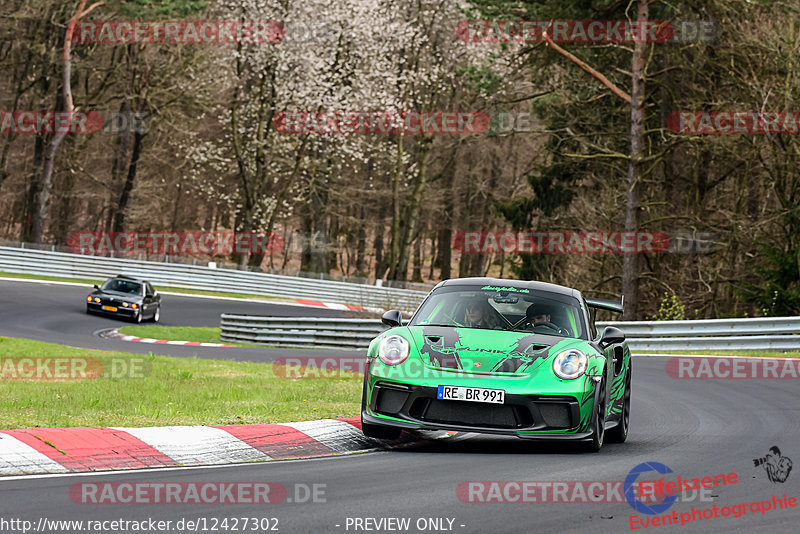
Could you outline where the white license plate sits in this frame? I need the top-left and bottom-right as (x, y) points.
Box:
(437, 385), (505, 404)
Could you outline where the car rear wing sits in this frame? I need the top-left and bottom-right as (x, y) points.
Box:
(585, 296), (624, 314)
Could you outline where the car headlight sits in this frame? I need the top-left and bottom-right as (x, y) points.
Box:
(553, 349), (587, 380)
(131, 303), (138, 309)
(93, 297), (101, 303)
(378, 335), (410, 366)
(86, 296), (92, 302)
(122, 302), (129, 307)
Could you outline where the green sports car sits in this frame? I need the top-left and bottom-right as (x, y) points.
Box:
(361, 278), (631, 452)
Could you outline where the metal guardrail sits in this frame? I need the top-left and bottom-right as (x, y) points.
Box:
(220, 316), (386, 349)
(596, 317), (800, 351)
(596, 317), (800, 337)
(0, 240), (435, 292)
(220, 315), (800, 351)
(0, 246), (428, 311)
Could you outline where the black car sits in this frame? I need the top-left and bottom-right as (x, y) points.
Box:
(86, 275), (161, 323)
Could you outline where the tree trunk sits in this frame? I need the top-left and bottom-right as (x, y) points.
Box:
(435, 144), (459, 279)
(106, 100), (133, 231)
(385, 134), (404, 279)
(374, 228), (385, 281)
(21, 134), (46, 242)
(622, 0), (648, 320)
(30, 0), (104, 243)
(412, 231), (423, 283)
(389, 136), (433, 281)
(356, 206), (367, 276)
(112, 129), (144, 232)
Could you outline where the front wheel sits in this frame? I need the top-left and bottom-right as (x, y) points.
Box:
(607, 367), (631, 443)
(361, 421), (402, 440)
(585, 378), (606, 452)
(133, 309), (142, 323)
(152, 305), (160, 323)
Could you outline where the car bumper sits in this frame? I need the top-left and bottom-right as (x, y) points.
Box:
(363, 380), (595, 439)
(87, 302), (139, 318)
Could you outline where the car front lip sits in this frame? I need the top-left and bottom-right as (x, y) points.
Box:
(87, 299), (139, 316)
(361, 412), (592, 440)
(364, 381), (591, 438)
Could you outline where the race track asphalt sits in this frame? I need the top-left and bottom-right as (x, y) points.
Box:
(1, 278), (798, 533)
(0, 278), (360, 362)
(2, 361), (798, 533)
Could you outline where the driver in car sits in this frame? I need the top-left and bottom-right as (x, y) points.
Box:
(464, 299), (500, 329)
(524, 303), (566, 335)
(526, 305), (551, 327)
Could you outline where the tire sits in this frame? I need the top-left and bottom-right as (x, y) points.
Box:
(607, 366), (631, 443)
(585, 378), (606, 452)
(152, 305), (160, 323)
(361, 422), (402, 440)
(133, 309), (142, 323)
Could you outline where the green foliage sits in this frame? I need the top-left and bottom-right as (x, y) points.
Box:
(176, 369), (194, 380)
(494, 159), (584, 280)
(109, 0), (208, 19)
(653, 293), (686, 321)
(460, 65), (505, 97)
(740, 245), (800, 316)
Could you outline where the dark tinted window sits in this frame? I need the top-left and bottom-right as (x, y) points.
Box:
(410, 284), (587, 340)
(101, 278), (143, 295)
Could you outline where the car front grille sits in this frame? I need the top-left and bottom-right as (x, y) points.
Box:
(375, 388), (410, 414)
(411, 398), (528, 429)
(537, 403), (573, 429)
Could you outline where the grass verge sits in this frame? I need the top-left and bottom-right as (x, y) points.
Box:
(0, 336), (361, 428)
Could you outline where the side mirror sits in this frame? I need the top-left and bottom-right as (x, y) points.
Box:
(599, 326), (625, 348)
(93, 284), (100, 290)
(381, 310), (403, 327)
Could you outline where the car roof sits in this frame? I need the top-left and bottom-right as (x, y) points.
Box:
(110, 274), (147, 284)
(435, 277), (581, 299)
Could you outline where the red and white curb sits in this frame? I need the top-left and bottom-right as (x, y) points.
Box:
(102, 329), (237, 347)
(0, 418), (419, 476)
(291, 299), (369, 313)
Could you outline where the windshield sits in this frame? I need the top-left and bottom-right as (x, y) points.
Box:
(410, 285), (587, 340)
(101, 278), (143, 296)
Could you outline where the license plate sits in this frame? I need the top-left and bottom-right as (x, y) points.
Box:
(437, 385), (505, 404)
(102, 305), (118, 312)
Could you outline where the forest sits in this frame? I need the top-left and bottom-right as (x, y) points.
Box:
(1, 0), (798, 319)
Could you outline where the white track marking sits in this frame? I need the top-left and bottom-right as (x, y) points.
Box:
(0, 433), (69, 475)
(283, 420), (382, 452)
(110, 426), (270, 466)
